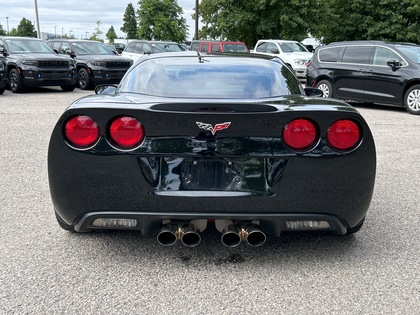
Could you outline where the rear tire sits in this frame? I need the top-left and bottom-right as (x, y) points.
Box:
(78, 68), (93, 90)
(316, 80), (333, 98)
(61, 84), (76, 92)
(404, 84), (420, 115)
(0, 86), (5, 94)
(9, 68), (25, 93)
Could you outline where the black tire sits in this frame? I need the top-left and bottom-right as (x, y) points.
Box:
(78, 68), (93, 90)
(315, 79), (333, 98)
(61, 84), (76, 92)
(403, 84), (420, 115)
(9, 68), (25, 93)
(0, 86), (5, 94)
(346, 217), (365, 235)
(55, 212), (75, 232)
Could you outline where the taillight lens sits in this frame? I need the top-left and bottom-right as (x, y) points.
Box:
(282, 119), (317, 150)
(327, 119), (361, 150)
(109, 116), (145, 150)
(64, 115), (100, 149)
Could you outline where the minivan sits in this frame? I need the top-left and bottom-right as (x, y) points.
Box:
(306, 40), (420, 115)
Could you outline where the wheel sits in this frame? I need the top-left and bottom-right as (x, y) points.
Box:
(61, 84), (76, 92)
(404, 84), (420, 115)
(77, 68), (93, 90)
(9, 68), (26, 93)
(55, 212), (75, 232)
(315, 79), (333, 98)
(346, 217), (365, 234)
(0, 86), (5, 94)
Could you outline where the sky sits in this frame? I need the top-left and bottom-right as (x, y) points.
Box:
(0, 0), (197, 41)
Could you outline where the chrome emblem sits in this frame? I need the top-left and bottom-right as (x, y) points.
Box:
(196, 121), (231, 135)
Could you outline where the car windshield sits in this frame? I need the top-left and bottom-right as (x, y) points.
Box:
(396, 45), (420, 64)
(118, 56), (301, 98)
(6, 39), (55, 54)
(279, 42), (309, 53)
(151, 43), (185, 53)
(221, 44), (248, 52)
(72, 42), (115, 55)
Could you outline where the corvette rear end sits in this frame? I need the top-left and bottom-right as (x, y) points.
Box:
(48, 52), (376, 247)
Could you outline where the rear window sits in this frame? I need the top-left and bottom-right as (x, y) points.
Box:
(119, 57), (301, 98)
(319, 47), (345, 62)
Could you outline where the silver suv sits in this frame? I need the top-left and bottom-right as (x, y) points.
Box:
(121, 40), (185, 62)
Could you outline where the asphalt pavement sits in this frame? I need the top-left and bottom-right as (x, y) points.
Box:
(0, 87), (419, 314)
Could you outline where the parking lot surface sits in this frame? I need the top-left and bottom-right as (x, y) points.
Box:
(0, 88), (419, 314)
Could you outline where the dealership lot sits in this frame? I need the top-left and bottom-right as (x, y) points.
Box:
(0, 88), (419, 314)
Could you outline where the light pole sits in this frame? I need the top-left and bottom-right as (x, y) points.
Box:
(34, 0), (41, 38)
(6, 17), (9, 35)
(195, 0), (199, 40)
(55, 26), (57, 37)
(62, 27), (64, 37)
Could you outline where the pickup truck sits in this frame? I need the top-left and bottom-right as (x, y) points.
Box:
(252, 39), (313, 82)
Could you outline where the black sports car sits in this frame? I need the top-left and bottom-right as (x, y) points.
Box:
(48, 52), (376, 247)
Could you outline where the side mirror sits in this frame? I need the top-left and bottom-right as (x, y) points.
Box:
(386, 60), (402, 71)
(95, 84), (117, 95)
(271, 48), (279, 54)
(304, 87), (323, 97)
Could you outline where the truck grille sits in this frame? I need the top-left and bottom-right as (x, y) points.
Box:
(106, 61), (131, 68)
(38, 60), (69, 68)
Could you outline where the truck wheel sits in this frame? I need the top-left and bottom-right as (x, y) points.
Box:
(78, 68), (93, 90)
(9, 68), (26, 93)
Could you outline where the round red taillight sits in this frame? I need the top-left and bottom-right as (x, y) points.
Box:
(327, 119), (361, 150)
(65, 115), (100, 149)
(109, 116), (145, 150)
(282, 119), (317, 150)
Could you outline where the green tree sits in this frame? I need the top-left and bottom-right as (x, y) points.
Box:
(311, 0), (420, 44)
(199, 0), (321, 48)
(106, 26), (118, 43)
(137, 0), (188, 42)
(121, 3), (138, 39)
(91, 20), (103, 41)
(0, 24), (6, 36)
(10, 18), (37, 37)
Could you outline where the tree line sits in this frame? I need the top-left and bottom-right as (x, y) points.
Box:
(1, 0), (419, 47)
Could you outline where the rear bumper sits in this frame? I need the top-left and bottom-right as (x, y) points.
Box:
(72, 211), (349, 235)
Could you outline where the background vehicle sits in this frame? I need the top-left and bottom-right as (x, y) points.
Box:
(112, 42), (126, 54)
(47, 39), (133, 90)
(196, 41), (249, 53)
(0, 60), (5, 94)
(121, 40), (185, 62)
(0, 36), (76, 93)
(252, 39), (313, 82)
(306, 40), (420, 115)
(48, 52), (376, 247)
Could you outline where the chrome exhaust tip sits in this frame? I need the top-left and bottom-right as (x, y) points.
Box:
(221, 225), (242, 247)
(157, 225), (177, 246)
(181, 230), (201, 247)
(245, 227), (266, 247)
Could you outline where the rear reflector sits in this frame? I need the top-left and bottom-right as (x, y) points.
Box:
(91, 218), (138, 228)
(285, 220), (331, 230)
(109, 116), (145, 150)
(64, 115), (100, 149)
(327, 119), (361, 150)
(282, 118), (317, 150)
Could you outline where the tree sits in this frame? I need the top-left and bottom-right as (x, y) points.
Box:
(10, 18), (37, 37)
(198, 0), (321, 48)
(121, 3), (138, 39)
(0, 24), (6, 36)
(106, 26), (118, 43)
(310, 0), (420, 44)
(91, 20), (103, 41)
(137, 0), (188, 42)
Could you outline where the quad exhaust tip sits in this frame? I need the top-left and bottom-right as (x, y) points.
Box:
(221, 224), (266, 247)
(157, 223), (201, 247)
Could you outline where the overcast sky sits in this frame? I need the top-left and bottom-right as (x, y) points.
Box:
(1, 0), (197, 41)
